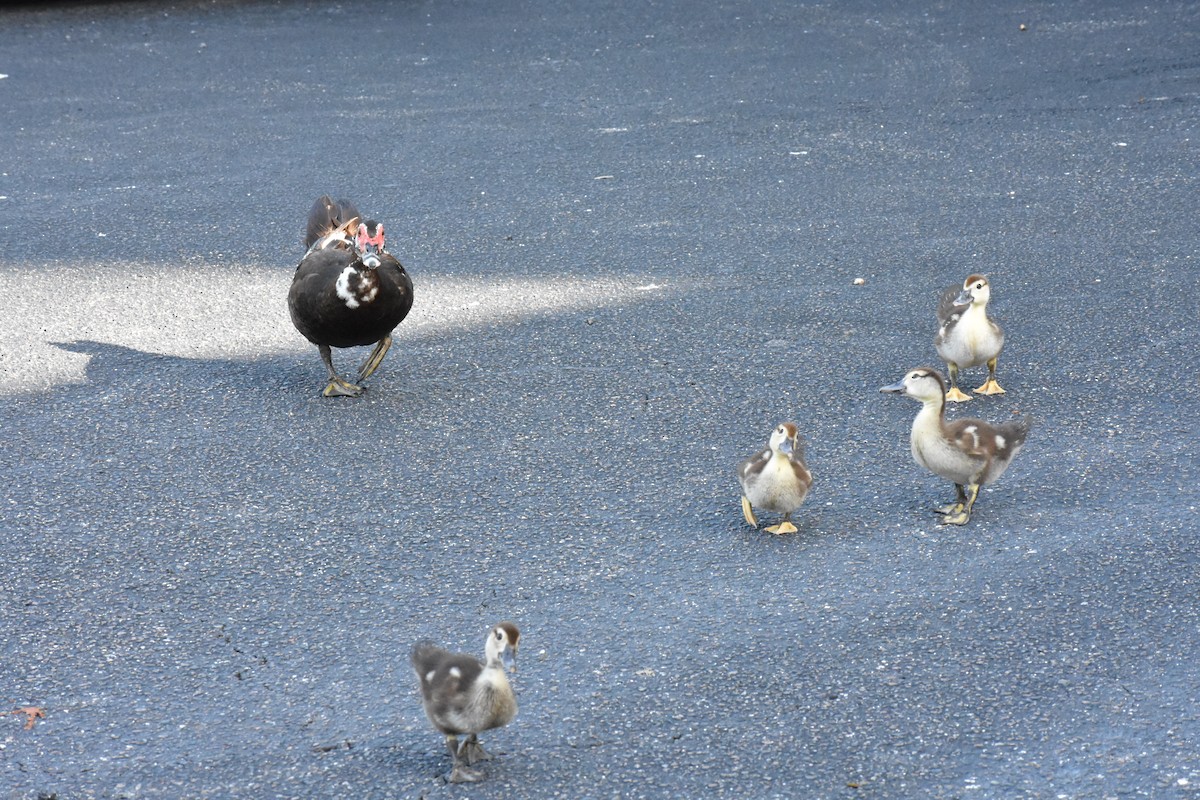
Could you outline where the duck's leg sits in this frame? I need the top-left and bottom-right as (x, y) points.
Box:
(945, 363), (972, 403)
(941, 483), (980, 525)
(445, 734), (484, 783)
(935, 484), (968, 515)
(460, 733), (493, 765)
(740, 496), (759, 529)
(764, 513), (799, 535)
(319, 345), (364, 397)
(974, 357), (1006, 395)
(357, 335), (393, 383)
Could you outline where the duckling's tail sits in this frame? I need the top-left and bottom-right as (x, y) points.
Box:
(410, 640), (445, 672)
(1000, 415), (1033, 451)
(304, 195), (362, 249)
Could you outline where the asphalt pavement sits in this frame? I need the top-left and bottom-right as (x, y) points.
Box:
(1, 1), (1198, 798)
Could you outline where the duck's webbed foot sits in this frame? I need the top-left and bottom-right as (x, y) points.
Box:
(944, 364), (972, 402)
(439, 735), (483, 782)
(764, 516), (798, 535)
(940, 484), (980, 525)
(974, 358), (1005, 395)
(319, 345), (364, 397)
(357, 335), (393, 382)
(740, 496), (759, 529)
(936, 485), (968, 515)
(448, 764), (486, 783)
(323, 378), (364, 397)
(459, 734), (493, 765)
(945, 386), (972, 402)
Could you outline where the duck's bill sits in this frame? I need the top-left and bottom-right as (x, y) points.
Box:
(503, 647), (518, 673)
(879, 380), (907, 394)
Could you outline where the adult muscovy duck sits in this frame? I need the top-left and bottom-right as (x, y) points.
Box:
(288, 196), (414, 397)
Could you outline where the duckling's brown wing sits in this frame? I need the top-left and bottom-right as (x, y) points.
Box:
(788, 454), (814, 488)
(945, 417), (997, 458)
(411, 643), (486, 729)
(936, 282), (966, 326)
(737, 447), (771, 482)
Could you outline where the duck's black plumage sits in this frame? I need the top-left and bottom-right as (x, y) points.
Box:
(288, 196), (414, 396)
(303, 196), (360, 250)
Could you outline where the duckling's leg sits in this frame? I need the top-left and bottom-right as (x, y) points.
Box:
(740, 496), (759, 529)
(357, 334), (393, 383)
(319, 345), (364, 397)
(940, 483), (980, 525)
(974, 357), (1006, 395)
(935, 484), (968, 515)
(764, 513), (799, 535)
(945, 363), (972, 403)
(445, 734), (484, 783)
(460, 733), (493, 765)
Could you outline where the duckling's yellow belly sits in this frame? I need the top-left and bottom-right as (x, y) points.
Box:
(937, 310), (1001, 368)
(742, 457), (809, 513)
(445, 671), (517, 733)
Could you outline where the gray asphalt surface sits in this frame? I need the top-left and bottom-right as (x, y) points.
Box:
(1, 1), (1198, 798)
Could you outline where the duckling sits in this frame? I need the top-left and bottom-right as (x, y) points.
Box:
(411, 622), (520, 783)
(880, 368), (1030, 525)
(934, 274), (1005, 402)
(737, 422), (813, 534)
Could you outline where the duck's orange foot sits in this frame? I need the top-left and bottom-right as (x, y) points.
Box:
(740, 496), (759, 528)
(974, 379), (1006, 395)
(945, 386), (972, 402)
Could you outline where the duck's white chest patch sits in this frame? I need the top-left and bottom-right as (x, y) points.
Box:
(335, 266), (379, 310)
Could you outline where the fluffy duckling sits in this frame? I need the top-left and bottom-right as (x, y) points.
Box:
(934, 274), (1005, 402)
(737, 422), (813, 534)
(881, 368), (1030, 525)
(411, 622), (520, 783)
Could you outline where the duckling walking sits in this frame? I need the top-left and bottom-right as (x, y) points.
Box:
(738, 423), (813, 534)
(411, 622), (520, 783)
(881, 368), (1030, 525)
(934, 274), (1005, 402)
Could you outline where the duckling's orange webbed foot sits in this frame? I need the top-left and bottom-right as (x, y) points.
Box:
(945, 386), (972, 402)
(764, 520), (799, 535)
(974, 378), (1006, 395)
(740, 496), (759, 528)
(940, 510), (971, 525)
